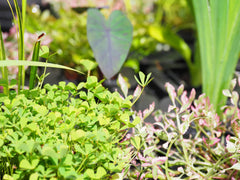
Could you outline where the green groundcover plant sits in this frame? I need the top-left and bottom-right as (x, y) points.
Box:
(124, 78), (240, 179)
(0, 75), (145, 179)
(0, 1), (152, 179)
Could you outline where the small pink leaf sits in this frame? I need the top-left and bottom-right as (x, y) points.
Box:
(230, 78), (237, 91)
(222, 89), (232, 97)
(177, 84), (184, 96)
(180, 91), (188, 104)
(179, 121), (190, 135)
(152, 156), (167, 164)
(133, 85), (142, 101)
(165, 83), (176, 104)
(118, 74), (128, 98)
(231, 163), (240, 170)
(168, 105), (176, 112)
(189, 88), (196, 102)
(231, 91), (239, 105)
(143, 102), (155, 119)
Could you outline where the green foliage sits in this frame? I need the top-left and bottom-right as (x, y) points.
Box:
(6, 0), (26, 91)
(0, 1), (83, 94)
(126, 80), (240, 179)
(125, 0), (195, 74)
(192, 0), (240, 112)
(29, 36), (41, 90)
(87, 8), (133, 79)
(25, 6), (94, 72)
(0, 26), (8, 95)
(0, 78), (139, 179)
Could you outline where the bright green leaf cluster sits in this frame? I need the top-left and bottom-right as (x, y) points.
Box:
(0, 77), (139, 179)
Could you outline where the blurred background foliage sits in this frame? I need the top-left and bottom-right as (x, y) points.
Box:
(25, 0), (194, 77)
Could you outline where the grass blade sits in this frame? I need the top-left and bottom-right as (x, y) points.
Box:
(29, 38), (41, 90)
(0, 60), (83, 74)
(14, 0), (25, 91)
(0, 26), (9, 95)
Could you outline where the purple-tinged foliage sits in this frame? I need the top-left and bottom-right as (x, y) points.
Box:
(125, 79), (240, 179)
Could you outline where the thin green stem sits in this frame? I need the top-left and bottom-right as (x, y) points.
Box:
(206, 153), (240, 178)
(77, 155), (88, 173)
(165, 137), (177, 179)
(175, 111), (190, 166)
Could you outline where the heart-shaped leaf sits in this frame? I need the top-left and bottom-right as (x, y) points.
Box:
(87, 9), (133, 79)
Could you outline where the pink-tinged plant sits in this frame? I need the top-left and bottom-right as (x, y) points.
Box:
(1, 26), (51, 80)
(125, 78), (240, 179)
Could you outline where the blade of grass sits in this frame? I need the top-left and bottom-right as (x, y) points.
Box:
(7, 0), (25, 92)
(0, 60), (83, 74)
(13, 0), (25, 92)
(22, 0), (27, 33)
(0, 26), (9, 95)
(29, 37), (41, 90)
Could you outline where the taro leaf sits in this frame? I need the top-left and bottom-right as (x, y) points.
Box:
(87, 9), (133, 79)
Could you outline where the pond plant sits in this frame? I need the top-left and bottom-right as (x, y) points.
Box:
(191, 0), (240, 113)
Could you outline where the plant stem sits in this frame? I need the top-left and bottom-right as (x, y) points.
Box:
(206, 153), (240, 178)
(77, 155), (88, 173)
(165, 137), (177, 179)
(176, 111), (190, 165)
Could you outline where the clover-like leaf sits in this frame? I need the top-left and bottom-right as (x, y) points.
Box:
(70, 129), (85, 141)
(20, 158), (39, 170)
(86, 166), (107, 179)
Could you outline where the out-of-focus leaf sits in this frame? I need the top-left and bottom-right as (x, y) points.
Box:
(86, 166), (106, 179)
(149, 25), (191, 66)
(118, 74), (128, 97)
(87, 8), (133, 79)
(39, 45), (49, 58)
(231, 163), (240, 170)
(78, 59), (98, 71)
(192, 0), (240, 112)
(131, 136), (141, 151)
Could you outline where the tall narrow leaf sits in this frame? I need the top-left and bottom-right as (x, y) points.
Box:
(29, 36), (41, 90)
(0, 60), (82, 74)
(0, 26), (9, 95)
(13, 0), (25, 91)
(87, 9), (133, 79)
(7, 0), (26, 92)
(192, 0), (240, 112)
